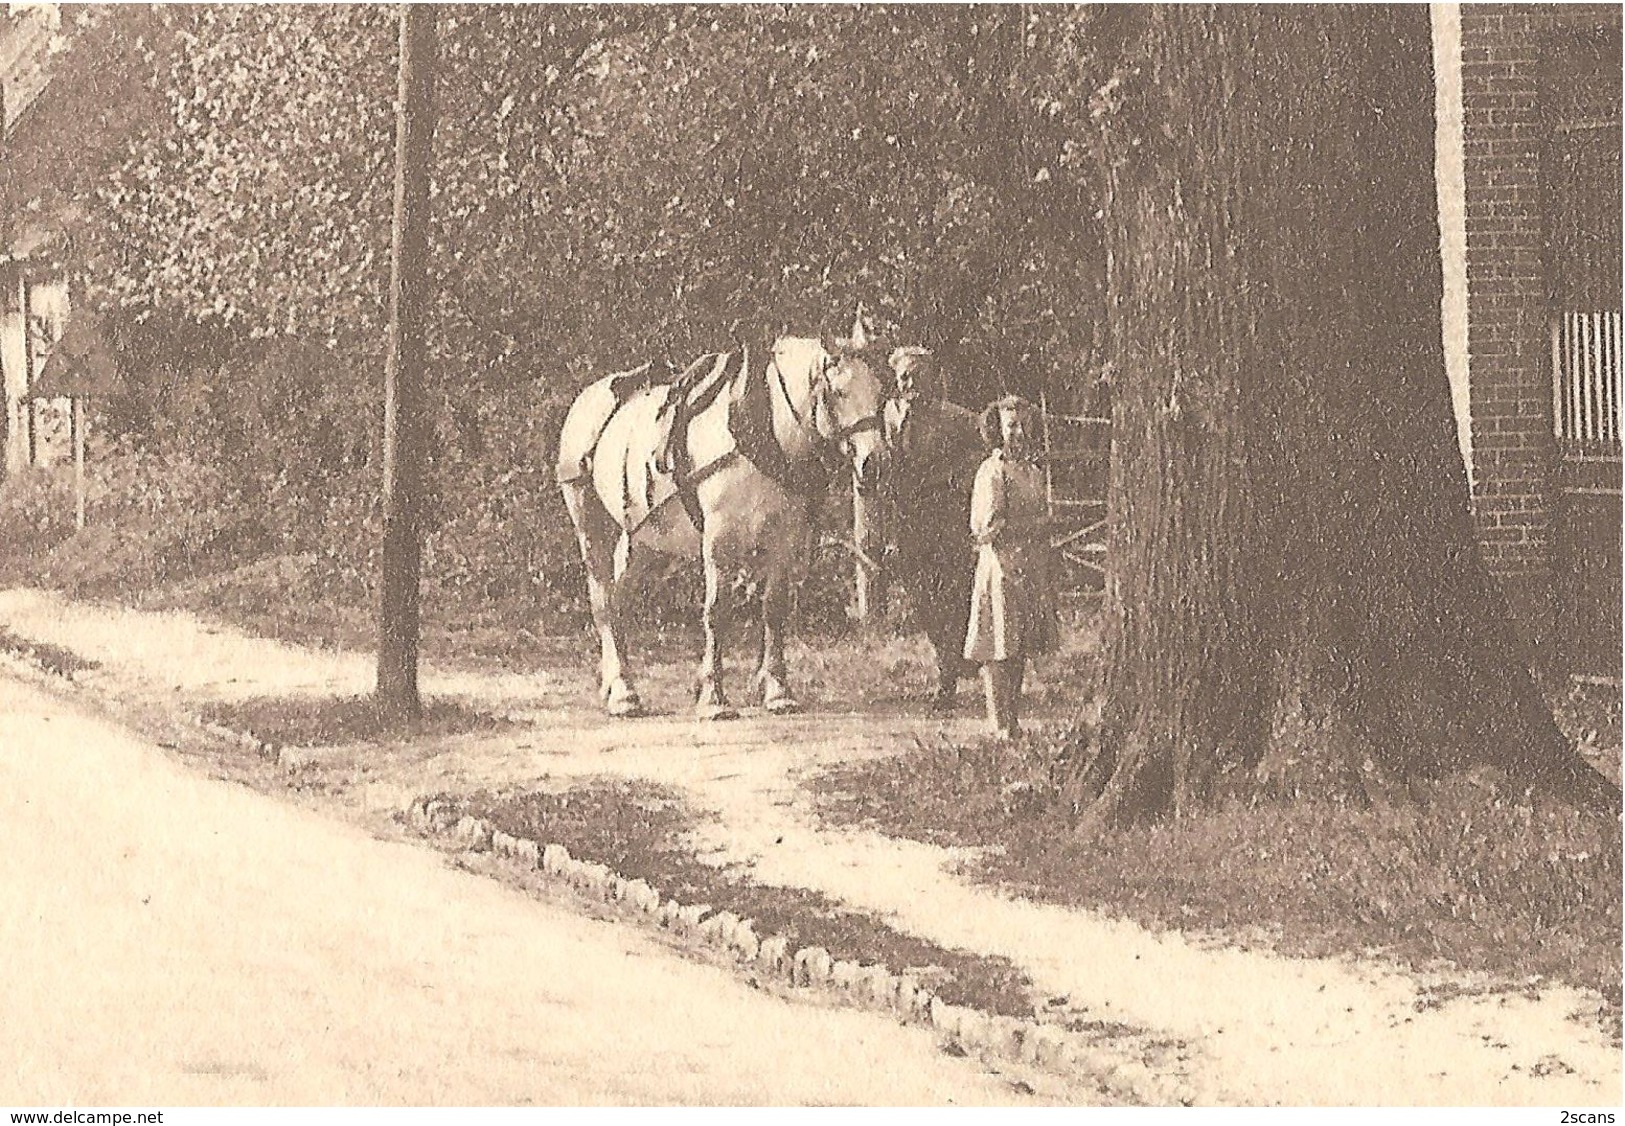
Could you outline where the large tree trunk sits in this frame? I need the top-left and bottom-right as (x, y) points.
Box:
(1073, 7), (1618, 825)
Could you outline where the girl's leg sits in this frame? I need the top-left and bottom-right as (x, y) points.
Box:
(988, 660), (1019, 739)
(1006, 659), (1027, 735)
(980, 664), (1001, 734)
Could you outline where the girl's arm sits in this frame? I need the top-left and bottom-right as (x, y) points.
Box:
(969, 458), (1006, 546)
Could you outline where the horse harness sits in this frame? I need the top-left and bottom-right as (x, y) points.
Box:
(701, 344), (885, 516)
(652, 349), (746, 531)
(770, 348), (886, 468)
(578, 344), (883, 538)
(558, 359), (661, 489)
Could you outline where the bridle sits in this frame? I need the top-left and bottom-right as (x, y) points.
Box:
(770, 347), (884, 461)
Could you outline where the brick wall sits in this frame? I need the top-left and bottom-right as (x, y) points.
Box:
(1456, 4), (1623, 665)
(1459, 4), (1559, 650)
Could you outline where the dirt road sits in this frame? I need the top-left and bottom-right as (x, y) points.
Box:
(0, 673), (1051, 1106)
(0, 588), (1619, 1106)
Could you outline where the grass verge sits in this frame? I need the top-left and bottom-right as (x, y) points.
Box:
(0, 625), (101, 677)
(812, 736), (1623, 1023)
(198, 693), (513, 747)
(443, 777), (1039, 1018)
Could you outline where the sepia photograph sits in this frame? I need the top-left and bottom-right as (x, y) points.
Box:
(0, 0), (1620, 1113)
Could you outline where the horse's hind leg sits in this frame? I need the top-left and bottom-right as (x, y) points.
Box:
(561, 480), (642, 717)
(696, 536), (738, 721)
(754, 568), (800, 715)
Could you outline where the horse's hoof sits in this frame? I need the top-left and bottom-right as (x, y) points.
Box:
(764, 695), (801, 716)
(605, 683), (643, 717)
(697, 702), (739, 721)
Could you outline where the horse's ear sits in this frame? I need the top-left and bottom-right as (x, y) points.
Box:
(850, 304), (870, 350)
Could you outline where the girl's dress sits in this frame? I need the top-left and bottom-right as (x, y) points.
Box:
(963, 448), (1059, 662)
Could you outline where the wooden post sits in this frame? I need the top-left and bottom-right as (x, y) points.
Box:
(72, 396), (84, 530)
(0, 264), (10, 475)
(852, 487), (883, 623)
(17, 273), (35, 467)
(376, 4), (438, 721)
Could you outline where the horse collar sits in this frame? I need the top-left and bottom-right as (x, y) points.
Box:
(771, 352), (821, 442)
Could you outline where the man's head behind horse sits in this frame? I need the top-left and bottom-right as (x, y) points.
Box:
(881, 345), (944, 458)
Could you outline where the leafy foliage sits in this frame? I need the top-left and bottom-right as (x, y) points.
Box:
(35, 4), (1124, 376)
(4, 3), (1129, 623)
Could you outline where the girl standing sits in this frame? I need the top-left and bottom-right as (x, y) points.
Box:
(963, 395), (1059, 739)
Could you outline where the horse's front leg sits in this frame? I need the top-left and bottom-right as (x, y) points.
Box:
(755, 568), (800, 715)
(696, 537), (738, 721)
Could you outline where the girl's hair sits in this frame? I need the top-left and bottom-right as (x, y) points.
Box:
(979, 394), (1037, 450)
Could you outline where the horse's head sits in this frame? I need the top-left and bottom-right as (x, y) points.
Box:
(812, 342), (889, 495)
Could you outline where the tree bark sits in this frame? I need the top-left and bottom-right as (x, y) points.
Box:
(1073, 6), (1618, 825)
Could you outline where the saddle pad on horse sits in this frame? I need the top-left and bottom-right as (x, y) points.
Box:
(606, 348), (749, 537)
(606, 359), (659, 403)
(652, 350), (744, 477)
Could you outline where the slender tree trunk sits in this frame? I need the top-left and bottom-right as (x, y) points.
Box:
(1073, 7), (1617, 825)
(377, 5), (439, 722)
(72, 396), (84, 530)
